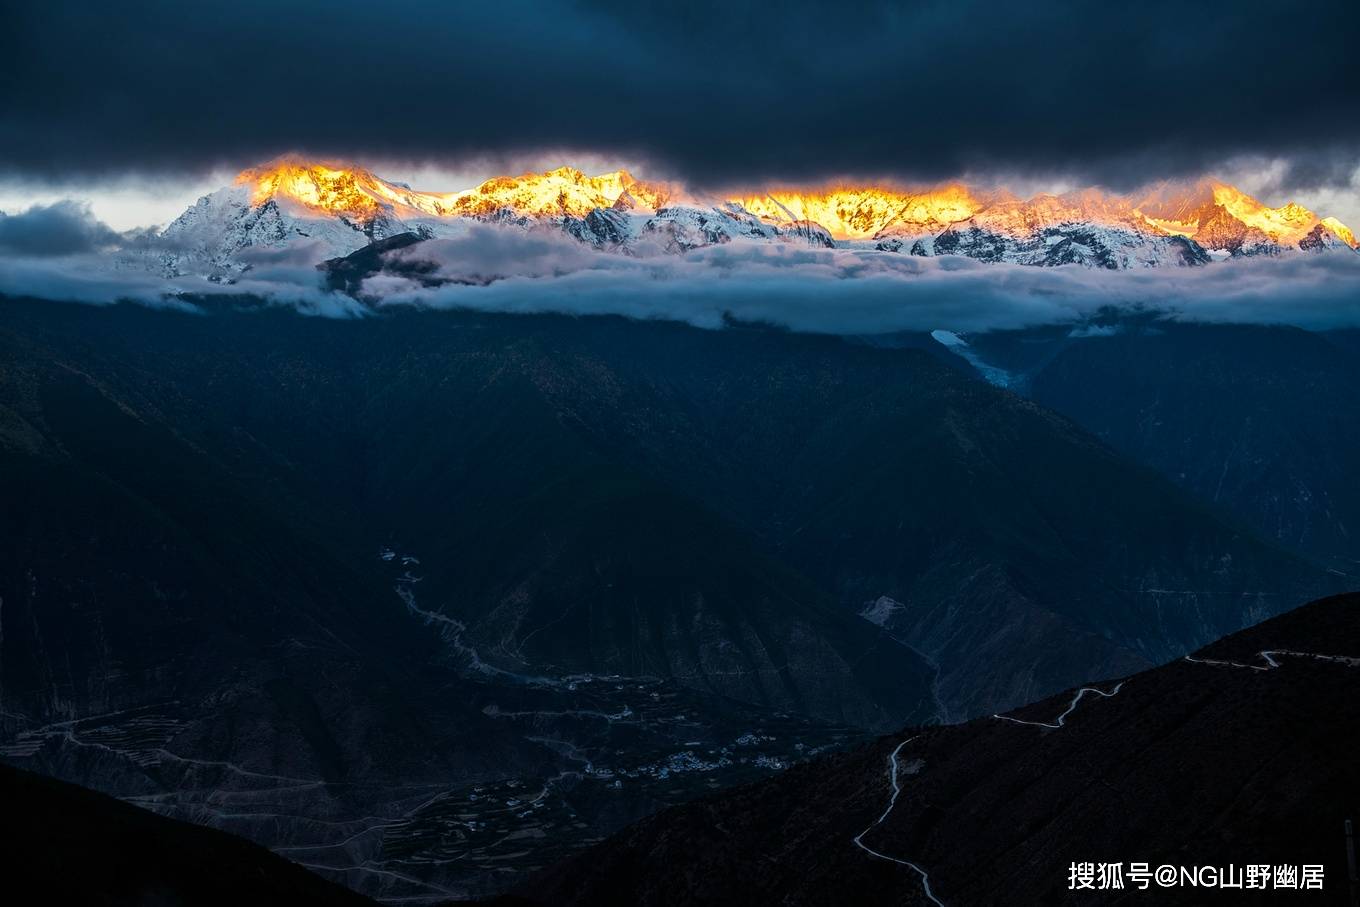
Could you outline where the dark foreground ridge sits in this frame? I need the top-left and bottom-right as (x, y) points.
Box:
(514, 593), (1360, 906)
(0, 762), (373, 906)
(4, 595), (1354, 905)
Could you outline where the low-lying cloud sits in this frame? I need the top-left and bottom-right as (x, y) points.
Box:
(3, 219), (1360, 335)
(0, 200), (122, 256)
(368, 227), (1360, 333)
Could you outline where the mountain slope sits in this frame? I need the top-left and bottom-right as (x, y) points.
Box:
(1, 299), (1331, 721)
(1, 762), (375, 906)
(1136, 178), (1358, 255)
(973, 320), (1360, 568)
(518, 592), (1360, 906)
(0, 298), (942, 896)
(0, 297), (1342, 899)
(444, 470), (935, 728)
(515, 316), (1332, 715)
(1035, 324), (1360, 566)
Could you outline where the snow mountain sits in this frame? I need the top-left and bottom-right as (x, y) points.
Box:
(1134, 178), (1357, 257)
(154, 157), (1359, 278)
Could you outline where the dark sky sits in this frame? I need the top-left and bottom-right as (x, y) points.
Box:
(3, 0), (1358, 191)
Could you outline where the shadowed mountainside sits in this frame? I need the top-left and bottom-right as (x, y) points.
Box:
(1, 761), (375, 906)
(953, 318), (1360, 571)
(517, 592), (1360, 906)
(0, 297), (1342, 899)
(1, 299), (1327, 724)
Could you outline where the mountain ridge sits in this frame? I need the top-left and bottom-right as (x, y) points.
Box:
(1, 762), (377, 907)
(513, 592), (1360, 906)
(8, 594), (1354, 906)
(0, 299), (1348, 900)
(147, 158), (1359, 279)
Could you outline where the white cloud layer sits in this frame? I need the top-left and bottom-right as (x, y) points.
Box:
(3, 220), (1360, 334)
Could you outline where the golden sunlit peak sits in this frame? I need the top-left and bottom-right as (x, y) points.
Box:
(441, 166), (678, 218)
(737, 183), (987, 240)
(235, 157), (389, 218)
(1207, 182), (1322, 244)
(230, 157), (682, 222)
(537, 165), (590, 182)
(1320, 217), (1358, 249)
(235, 155), (375, 189)
(222, 157), (1359, 253)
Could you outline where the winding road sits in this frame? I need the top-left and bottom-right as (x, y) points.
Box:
(852, 735), (944, 906)
(853, 676), (1131, 903)
(853, 641), (1358, 902)
(990, 681), (1126, 729)
(1184, 648), (1360, 671)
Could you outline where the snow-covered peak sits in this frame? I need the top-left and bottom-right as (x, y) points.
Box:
(234, 156), (444, 220)
(148, 158), (1359, 279)
(1133, 177), (1356, 253)
(435, 167), (680, 219)
(159, 159), (444, 277)
(1320, 217), (1357, 249)
(1132, 178), (1222, 225)
(968, 190), (1147, 237)
(736, 183), (986, 240)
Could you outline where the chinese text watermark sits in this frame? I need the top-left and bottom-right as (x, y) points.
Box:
(1067, 862), (1323, 891)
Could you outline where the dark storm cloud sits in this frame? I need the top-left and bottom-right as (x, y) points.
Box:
(0, 200), (121, 255)
(1, 0), (1357, 190)
(1257, 150), (1360, 196)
